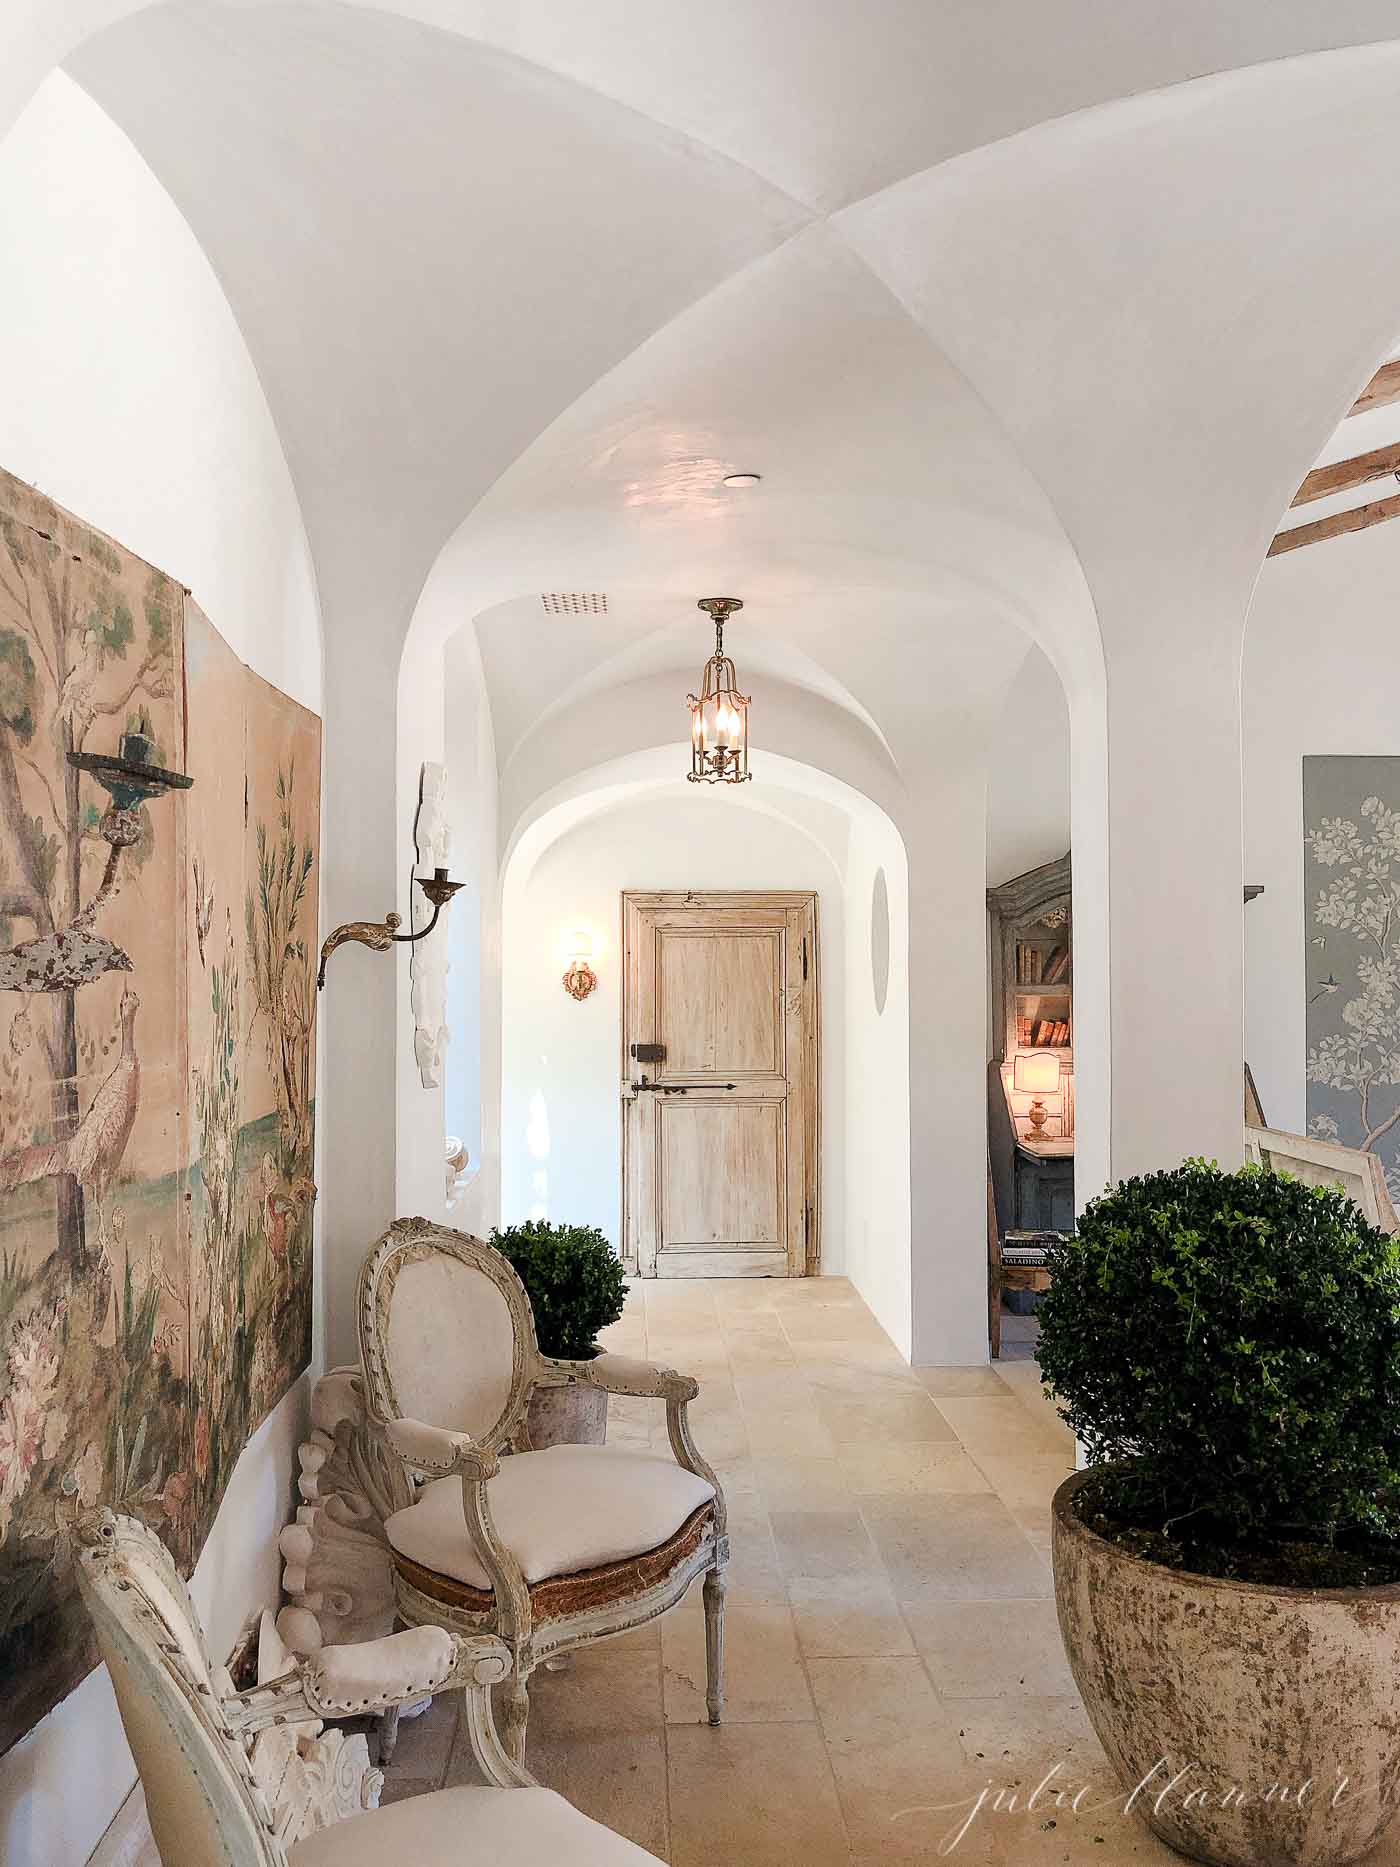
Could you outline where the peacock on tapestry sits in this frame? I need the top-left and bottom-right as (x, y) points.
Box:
(0, 471), (319, 1754)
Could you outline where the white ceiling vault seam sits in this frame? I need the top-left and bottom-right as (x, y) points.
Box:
(30, 2), (1400, 783)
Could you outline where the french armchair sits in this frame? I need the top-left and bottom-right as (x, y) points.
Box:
(357, 1216), (728, 1761)
(74, 1507), (666, 1867)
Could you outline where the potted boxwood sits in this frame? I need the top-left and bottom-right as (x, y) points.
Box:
(489, 1220), (627, 1448)
(1038, 1159), (1400, 1867)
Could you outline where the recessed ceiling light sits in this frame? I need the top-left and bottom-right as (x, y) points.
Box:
(722, 472), (762, 488)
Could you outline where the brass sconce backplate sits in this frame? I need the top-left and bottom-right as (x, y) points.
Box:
(563, 960), (598, 1001)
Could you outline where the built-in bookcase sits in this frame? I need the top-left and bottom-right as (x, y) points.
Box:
(987, 853), (1073, 1065)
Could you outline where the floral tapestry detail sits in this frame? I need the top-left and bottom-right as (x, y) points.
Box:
(1304, 764), (1400, 1207)
(0, 475), (319, 1755)
(0, 469), (186, 1751)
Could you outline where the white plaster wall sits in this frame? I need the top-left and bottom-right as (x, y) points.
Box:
(500, 785), (849, 1267)
(987, 646), (1072, 889)
(0, 73), (322, 1867)
(390, 620), (502, 1275)
(1243, 522), (1400, 1135)
(842, 815), (912, 1353)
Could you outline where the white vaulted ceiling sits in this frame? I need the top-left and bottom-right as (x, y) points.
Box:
(11, 0), (1400, 774)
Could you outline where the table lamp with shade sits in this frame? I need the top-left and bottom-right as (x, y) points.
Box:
(1013, 1050), (1061, 1140)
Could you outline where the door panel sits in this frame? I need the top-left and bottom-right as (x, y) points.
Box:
(658, 931), (782, 1076)
(622, 891), (818, 1278)
(660, 1102), (783, 1247)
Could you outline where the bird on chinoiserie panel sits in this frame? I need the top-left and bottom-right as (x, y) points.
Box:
(0, 986), (142, 1259)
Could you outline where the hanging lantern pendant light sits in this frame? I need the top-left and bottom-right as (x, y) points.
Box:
(688, 597), (752, 784)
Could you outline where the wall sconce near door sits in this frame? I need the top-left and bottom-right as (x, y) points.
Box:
(316, 865), (465, 990)
(562, 929), (598, 1001)
(1012, 1049), (1061, 1141)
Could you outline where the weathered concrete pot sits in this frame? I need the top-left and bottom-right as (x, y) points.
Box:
(1052, 1468), (1400, 1867)
(525, 1368), (608, 1448)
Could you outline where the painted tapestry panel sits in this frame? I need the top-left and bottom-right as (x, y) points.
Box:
(1304, 756), (1400, 1207)
(0, 470), (186, 1750)
(184, 606), (318, 1554)
(0, 477), (319, 1755)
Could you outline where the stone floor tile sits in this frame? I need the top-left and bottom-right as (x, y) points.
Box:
(530, 1732), (670, 1857)
(808, 1655), (978, 1862)
(787, 1573), (915, 1658)
(733, 1368), (815, 1411)
(769, 1506), (882, 1584)
(933, 1394), (1072, 1456)
(815, 1386), (958, 1445)
(947, 1691), (1107, 1781)
(801, 1357), (923, 1397)
(744, 1407), (838, 1457)
(752, 1453), (852, 1511)
(839, 1441), (992, 1497)
(379, 1693), (457, 1784)
(667, 1722), (849, 1867)
(862, 1494), (1051, 1602)
(911, 1365), (1013, 1398)
(971, 1452), (1075, 1512)
(788, 1336), (912, 1375)
(526, 1644), (664, 1737)
(662, 1585), (815, 1725)
(780, 1304), (892, 1342)
(905, 1597), (1076, 1697)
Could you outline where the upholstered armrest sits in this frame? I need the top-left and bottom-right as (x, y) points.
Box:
(544, 1352), (699, 1402)
(299, 1625), (464, 1716)
(385, 1414), (499, 1480)
(228, 1629), (518, 1745)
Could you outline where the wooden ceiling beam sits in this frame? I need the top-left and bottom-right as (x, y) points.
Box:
(1349, 359), (1400, 418)
(1292, 440), (1400, 506)
(1269, 491), (1400, 557)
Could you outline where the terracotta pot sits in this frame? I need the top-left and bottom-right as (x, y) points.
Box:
(1052, 1469), (1400, 1867)
(526, 1370), (608, 1448)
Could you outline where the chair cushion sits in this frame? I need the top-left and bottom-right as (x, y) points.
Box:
(290, 1784), (664, 1865)
(384, 1444), (714, 1589)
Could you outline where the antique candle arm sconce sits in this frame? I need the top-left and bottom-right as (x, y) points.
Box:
(317, 866), (465, 991)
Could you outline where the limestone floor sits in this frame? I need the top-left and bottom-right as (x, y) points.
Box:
(372, 1277), (1184, 1864)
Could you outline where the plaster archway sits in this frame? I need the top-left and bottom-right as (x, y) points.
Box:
(498, 745), (913, 1348)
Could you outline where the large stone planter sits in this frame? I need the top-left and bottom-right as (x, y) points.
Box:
(526, 1372), (608, 1448)
(1052, 1468), (1400, 1867)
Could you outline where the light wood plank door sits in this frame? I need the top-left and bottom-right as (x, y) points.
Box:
(622, 891), (819, 1278)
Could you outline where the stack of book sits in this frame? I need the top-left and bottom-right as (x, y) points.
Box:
(1015, 942), (1070, 985)
(1023, 1017), (1070, 1047)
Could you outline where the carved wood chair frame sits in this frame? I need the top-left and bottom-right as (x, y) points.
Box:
(74, 1509), (534, 1867)
(357, 1216), (728, 1763)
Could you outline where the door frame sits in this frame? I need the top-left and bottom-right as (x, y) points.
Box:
(620, 889), (820, 1277)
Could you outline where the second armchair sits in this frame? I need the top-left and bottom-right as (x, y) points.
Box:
(357, 1217), (728, 1762)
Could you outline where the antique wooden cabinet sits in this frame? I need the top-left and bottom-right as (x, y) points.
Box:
(987, 854), (1074, 1239)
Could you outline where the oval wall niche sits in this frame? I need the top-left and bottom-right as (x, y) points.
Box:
(871, 867), (890, 1015)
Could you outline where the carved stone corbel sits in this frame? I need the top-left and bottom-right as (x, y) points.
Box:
(278, 1366), (411, 1656)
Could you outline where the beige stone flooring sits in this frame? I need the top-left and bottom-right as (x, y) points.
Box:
(374, 1277), (1184, 1864)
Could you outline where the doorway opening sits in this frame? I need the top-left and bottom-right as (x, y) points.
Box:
(621, 890), (819, 1279)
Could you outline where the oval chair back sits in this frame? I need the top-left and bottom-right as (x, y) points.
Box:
(75, 1509), (285, 1867)
(358, 1218), (538, 1451)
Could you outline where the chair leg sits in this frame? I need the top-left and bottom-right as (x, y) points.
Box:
(377, 1703), (401, 1765)
(500, 1669), (531, 1765)
(703, 1565), (726, 1726)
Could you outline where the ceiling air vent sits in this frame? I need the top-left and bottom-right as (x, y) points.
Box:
(540, 592), (608, 615)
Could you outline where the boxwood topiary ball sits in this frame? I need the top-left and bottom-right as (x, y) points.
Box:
(488, 1220), (627, 1361)
(1037, 1158), (1400, 1547)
